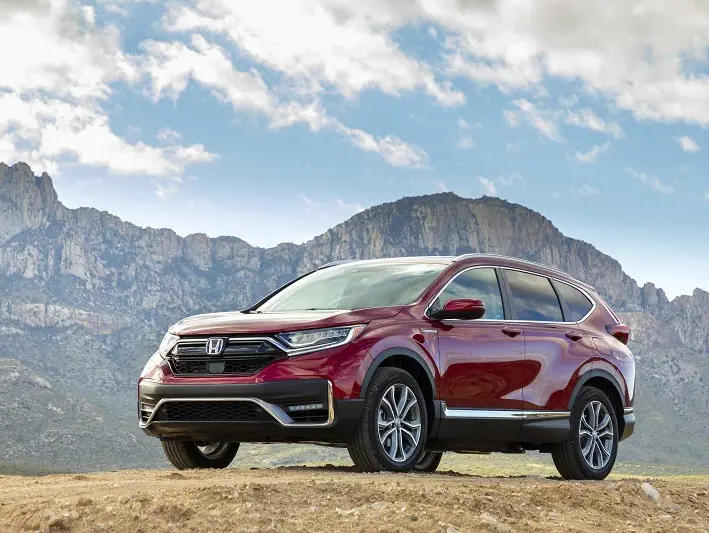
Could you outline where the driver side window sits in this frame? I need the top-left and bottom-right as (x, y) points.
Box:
(432, 268), (505, 320)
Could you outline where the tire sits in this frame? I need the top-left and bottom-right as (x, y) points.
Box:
(552, 387), (619, 480)
(413, 451), (443, 473)
(347, 367), (429, 472)
(161, 440), (239, 470)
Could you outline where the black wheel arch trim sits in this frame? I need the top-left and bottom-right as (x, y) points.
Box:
(360, 347), (436, 400)
(568, 369), (625, 411)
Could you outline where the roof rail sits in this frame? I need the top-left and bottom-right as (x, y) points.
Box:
(317, 259), (356, 270)
(454, 253), (594, 290)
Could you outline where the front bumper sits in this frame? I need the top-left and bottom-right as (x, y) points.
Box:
(620, 408), (635, 441)
(138, 378), (364, 444)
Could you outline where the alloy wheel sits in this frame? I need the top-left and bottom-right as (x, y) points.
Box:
(196, 442), (230, 457)
(579, 401), (614, 470)
(377, 384), (422, 463)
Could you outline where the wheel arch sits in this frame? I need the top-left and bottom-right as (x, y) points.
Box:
(568, 369), (625, 436)
(360, 348), (437, 434)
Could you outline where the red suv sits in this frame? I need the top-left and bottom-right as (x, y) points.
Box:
(138, 254), (635, 480)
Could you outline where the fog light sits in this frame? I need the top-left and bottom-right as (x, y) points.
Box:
(288, 403), (325, 412)
(141, 403), (155, 413)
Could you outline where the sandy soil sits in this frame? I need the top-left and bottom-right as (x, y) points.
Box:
(0, 466), (707, 532)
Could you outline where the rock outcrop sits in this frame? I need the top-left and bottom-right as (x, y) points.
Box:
(0, 162), (707, 470)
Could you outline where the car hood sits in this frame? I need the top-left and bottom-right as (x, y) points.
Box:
(169, 306), (404, 336)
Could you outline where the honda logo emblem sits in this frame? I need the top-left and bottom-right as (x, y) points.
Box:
(205, 337), (226, 356)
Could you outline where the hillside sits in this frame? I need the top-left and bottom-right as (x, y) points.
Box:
(0, 161), (707, 470)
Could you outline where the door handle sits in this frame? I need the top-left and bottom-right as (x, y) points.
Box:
(565, 331), (583, 341)
(501, 327), (522, 338)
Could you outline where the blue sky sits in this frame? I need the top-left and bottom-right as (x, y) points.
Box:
(1, 0), (709, 299)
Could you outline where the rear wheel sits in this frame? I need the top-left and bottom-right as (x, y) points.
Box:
(413, 451), (443, 473)
(347, 367), (428, 472)
(161, 440), (239, 470)
(551, 387), (618, 480)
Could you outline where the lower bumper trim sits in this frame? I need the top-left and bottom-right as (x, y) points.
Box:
(140, 380), (334, 429)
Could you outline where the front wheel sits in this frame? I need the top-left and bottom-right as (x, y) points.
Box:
(413, 451), (443, 473)
(551, 387), (619, 480)
(161, 440), (239, 470)
(347, 367), (428, 472)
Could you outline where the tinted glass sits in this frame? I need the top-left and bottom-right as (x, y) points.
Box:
(555, 281), (593, 322)
(432, 268), (505, 320)
(505, 270), (563, 322)
(256, 262), (447, 312)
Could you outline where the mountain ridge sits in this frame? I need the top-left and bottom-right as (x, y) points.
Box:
(0, 161), (707, 471)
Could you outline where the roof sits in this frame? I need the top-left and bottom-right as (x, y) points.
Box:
(318, 253), (594, 291)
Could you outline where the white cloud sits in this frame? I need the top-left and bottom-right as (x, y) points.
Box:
(436, 1), (709, 127)
(0, 1), (217, 178)
(336, 199), (365, 215)
(154, 176), (183, 200)
(457, 118), (471, 129)
(337, 126), (428, 168)
(455, 136), (475, 150)
(565, 109), (622, 139)
(511, 99), (561, 141)
(576, 185), (599, 197)
(141, 35), (428, 168)
(503, 110), (520, 128)
(624, 167), (675, 195)
(478, 177), (497, 196)
(157, 128), (182, 142)
(0, 93), (217, 176)
(477, 173), (523, 197)
(675, 136), (701, 153)
(162, 1), (464, 107)
(436, 181), (449, 192)
(575, 142), (610, 163)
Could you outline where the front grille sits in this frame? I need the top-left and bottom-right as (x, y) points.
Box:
(168, 338), (286, 376)
(154, 401), (272, 422)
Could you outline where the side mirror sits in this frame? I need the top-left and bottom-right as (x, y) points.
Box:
(429, 299), (486, 320)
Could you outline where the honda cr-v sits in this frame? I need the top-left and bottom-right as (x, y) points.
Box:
(138, 254), (635, 480)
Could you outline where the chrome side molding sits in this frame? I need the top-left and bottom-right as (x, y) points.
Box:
(443, 404), (571, 420)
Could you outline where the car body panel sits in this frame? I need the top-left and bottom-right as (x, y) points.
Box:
(169, 306), (405, 336)
(433, 319), (526, 409)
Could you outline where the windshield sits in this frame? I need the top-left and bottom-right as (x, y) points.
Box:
(255, 262), (447, 312)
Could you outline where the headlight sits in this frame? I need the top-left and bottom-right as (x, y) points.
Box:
(158, 332), (180, 356)
(276, 325), (366, 353)
(140, 350), (166, 381)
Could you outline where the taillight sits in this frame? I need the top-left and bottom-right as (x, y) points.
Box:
(606, 324), (630, 345)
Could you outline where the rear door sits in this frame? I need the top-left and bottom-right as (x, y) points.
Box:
(500, 269), (590, 411)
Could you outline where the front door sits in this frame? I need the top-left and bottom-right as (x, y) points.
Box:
(427, 267), (528, 447)
(429, 267), (527, 410)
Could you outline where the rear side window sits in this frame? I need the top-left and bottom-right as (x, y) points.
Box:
(555, 282), (594, 322)
(504, 270), (563, 322)
(432, 268), (505, 320)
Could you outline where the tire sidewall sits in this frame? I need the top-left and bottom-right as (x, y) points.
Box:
(570, 389), (619, 480)
(367, 370), (428, 472)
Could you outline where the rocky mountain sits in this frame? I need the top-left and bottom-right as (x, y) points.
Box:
(0, 161), (707, 471)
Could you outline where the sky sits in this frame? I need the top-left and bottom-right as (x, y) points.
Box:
(1, 0), (708, 299)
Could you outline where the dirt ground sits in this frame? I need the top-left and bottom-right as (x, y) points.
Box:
(0, 466), (707, 533)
